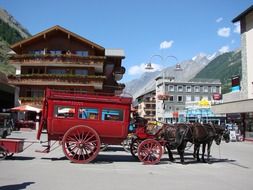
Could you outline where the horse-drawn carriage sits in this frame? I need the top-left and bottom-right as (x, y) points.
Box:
(1, 89), (230, 164)
(37, 89), (170, 164)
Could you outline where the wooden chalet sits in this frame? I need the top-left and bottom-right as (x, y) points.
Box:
(8, 25), (125, 107)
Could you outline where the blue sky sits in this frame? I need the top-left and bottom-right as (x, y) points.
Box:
(0, 0), (252, 82)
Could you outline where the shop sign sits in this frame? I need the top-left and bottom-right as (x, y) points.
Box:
(213, 93), (222, 100)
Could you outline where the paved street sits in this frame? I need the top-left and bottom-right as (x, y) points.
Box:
(0, 130), (253, 190)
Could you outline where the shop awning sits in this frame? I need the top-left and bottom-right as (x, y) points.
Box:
(11, 105), (42, 113)
(211, 99), (253, 114)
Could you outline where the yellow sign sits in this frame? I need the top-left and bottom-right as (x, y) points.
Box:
(198, 99), (210, 107)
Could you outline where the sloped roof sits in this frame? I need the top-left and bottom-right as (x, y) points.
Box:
(11, 25), (105, 51)
(232, 5), (253, 23)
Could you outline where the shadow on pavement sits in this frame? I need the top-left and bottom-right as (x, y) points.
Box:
(0, 182), (35, 190)
(4, 156), (35, 161)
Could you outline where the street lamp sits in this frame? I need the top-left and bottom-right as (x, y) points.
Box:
(145, 54), (182, 123)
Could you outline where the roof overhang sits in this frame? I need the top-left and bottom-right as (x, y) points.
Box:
(105, 49), (125, 58)
(232, 5), (253, 23)
(11, 25), (105, 51)
(211, 99), (253, 114)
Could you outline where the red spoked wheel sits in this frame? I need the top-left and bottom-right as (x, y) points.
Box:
(130, 138), (142, 159)
(62, 125), (100, 164)
(137, 139), (163, 165)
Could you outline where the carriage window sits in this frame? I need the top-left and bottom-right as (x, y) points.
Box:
(54, 106), (75, 118)
(102, 109), (123, 121)
(78, 108), (98, 120)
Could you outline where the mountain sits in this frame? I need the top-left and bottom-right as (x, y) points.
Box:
(0, 7), (30, 74)
(124, 54), (212, 99)
(0, 8), (30, 42)
(193, 50), (241, 94)
(125, 50), (241, 99)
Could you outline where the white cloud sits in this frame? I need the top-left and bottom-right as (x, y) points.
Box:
(128, 63), (162, 76)
(160, 40), (174, 49)
(219, 45), (230, 53)
(217, 27), (231, 37)
(216, 17), (223, 23)
(233, 22), (240, 34)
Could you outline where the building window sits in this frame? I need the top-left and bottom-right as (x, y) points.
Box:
(186, 86), (191, 92)
(25, 88), (44, 98)
(203, 86), (208, 93)
(169, 95), (174, 102)
(177, 95), (183, 102)
(75, 69), (88, 75)
(186, 95), (191, 102)
(194, 96), (200, 102)
(48, 69), (66, 74)
(201, 96), (209, 100)
(168, 85), (174, 92)
(211, 86), (217, 93)
(76, 51), (88, 57)
(30, 50), (44, 55)
(178, 85), (183, 92)
(50, 50), (61, 56)
(194, 86), (200, 92)
(78, 108), (98, 120)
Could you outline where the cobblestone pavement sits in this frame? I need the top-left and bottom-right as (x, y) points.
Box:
(0, 131), (253, 190)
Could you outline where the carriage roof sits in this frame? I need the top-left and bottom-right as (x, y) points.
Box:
(45, 89), (133, 105)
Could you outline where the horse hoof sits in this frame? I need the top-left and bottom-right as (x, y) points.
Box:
(202, 159), (207, 163)
(169, 158), (175, 162)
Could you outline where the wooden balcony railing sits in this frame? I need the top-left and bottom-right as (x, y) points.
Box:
(19, 97), (44, 106)
(8, 74), (105, 89)
(9, 54), (105, 66)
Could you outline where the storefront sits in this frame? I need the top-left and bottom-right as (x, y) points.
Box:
(212, 99), (253, 141)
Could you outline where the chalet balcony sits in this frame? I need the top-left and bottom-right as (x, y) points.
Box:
(8, 74), (105, 90)
(9, 54), (105, 73)
(19, 97), (44, 106)
(114, 67), (126, 81)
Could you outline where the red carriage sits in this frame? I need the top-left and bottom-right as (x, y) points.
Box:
(35, 89), (169, 164)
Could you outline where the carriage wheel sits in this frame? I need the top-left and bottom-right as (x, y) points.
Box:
(62, 125), (100, 164)
(100, 143), (109, 151)
(122, 134), (135, 152)
(0, 145), (7, 160)
(130, 138), (142, 159)
(137, 139), (163, 165)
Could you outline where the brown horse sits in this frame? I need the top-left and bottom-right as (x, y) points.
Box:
(194, 124), (230, 163)
(163, 123), (230, 164)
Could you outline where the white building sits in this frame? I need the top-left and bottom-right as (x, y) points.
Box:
(212, 5), (253, 140)
(156, 76), (224, 124)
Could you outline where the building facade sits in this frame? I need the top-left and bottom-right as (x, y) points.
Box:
(156, 77), (224, 123)
(0, 71), (15, 111)
(212, 5), (253, 141)
(135, 90), (156, 122)
(8, 25), (125, 107)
